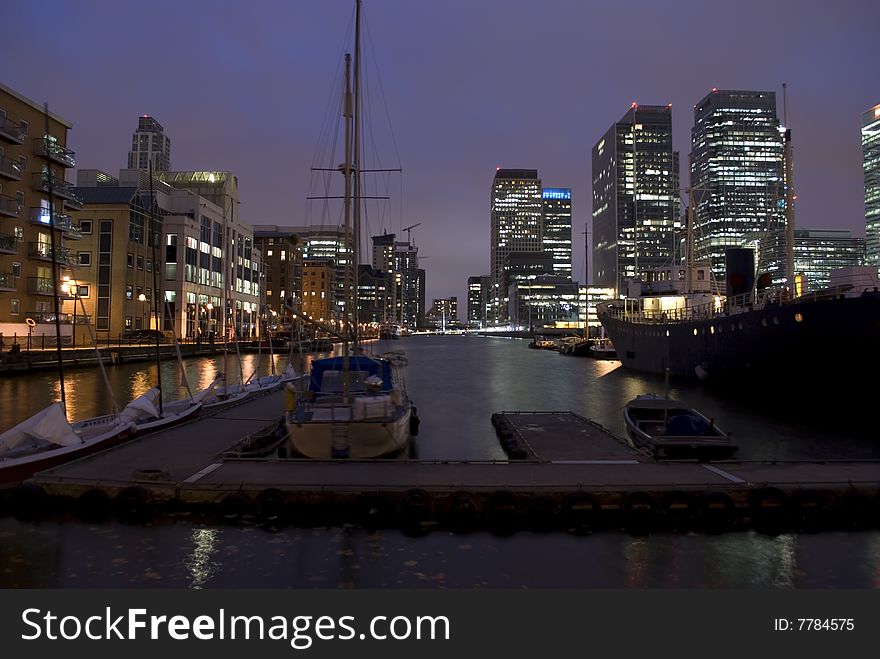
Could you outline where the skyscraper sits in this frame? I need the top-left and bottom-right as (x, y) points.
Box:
(128, 116), (171, 172)
(592, 104), (680, 294)
(541, 188), (572, 279)
(490, 168), (542, 324)
(759, 229), (865, 292)
(863, 103), (880, 267)
(690, 90), (784, 283)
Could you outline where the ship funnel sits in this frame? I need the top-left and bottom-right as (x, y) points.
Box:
(725, 248), (755, 298)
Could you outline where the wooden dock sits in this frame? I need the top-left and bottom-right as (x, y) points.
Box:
(6, 395), (878, 533)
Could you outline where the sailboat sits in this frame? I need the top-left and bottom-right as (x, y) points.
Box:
(284, 0), (414, 459)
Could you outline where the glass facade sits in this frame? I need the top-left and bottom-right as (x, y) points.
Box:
(690, 90), (784, 284)
(592, 104), (680, 293)
(490, 169), (542, 324)
(863, 104), (880, 267)
(759, 229), (865, 292)
(541, 188), (572, 279)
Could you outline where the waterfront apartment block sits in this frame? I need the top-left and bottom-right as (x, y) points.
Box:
(592, 103), (680, 294)
(357, 264), (395, 325)
(863, 103), (880, 267)
(759, 229), (866, 293)
(127, 116), (171, 172)
(301, 259), (333, 324)
(74, 169), (262, 340)
(254, 224), (350, 319)
(541, 188), (572, 279)
(490, 169), (542, 325)
(690, 90), (784, 283)
(0, 82), (81, 344)
(70, 174), (161, 340)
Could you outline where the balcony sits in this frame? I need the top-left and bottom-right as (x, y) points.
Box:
(29, 207), (81, 238)
(0, 273), (15, 291)
(0, 193), (19, 217)
(0, 232), (18, 255)
(27, 277), (55, 296)
(31, 171), (83, 207)
(28, 241), (75, 266)
(0, 154), (22, 180)
(0, 116), (25, 144)
(33, 138), (76, 168)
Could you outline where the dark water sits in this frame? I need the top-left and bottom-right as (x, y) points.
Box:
(1, 335), (878, 588)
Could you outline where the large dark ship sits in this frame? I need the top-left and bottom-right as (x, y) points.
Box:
(598, 276), (880, 393)
(597, 124), (880, 404)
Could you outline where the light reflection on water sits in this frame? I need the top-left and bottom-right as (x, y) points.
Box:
(1, 335), (878, 588)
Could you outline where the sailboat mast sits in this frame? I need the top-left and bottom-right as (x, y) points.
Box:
(352, 0), (362, 352)
(782, 84), (796, 295)
(342, 52), (353, 402)
(43, 103), (66, 412)
(148, 162), (163, 416)
(686, 187), (695, 294)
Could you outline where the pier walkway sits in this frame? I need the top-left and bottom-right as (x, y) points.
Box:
(13, 395), (880, 533)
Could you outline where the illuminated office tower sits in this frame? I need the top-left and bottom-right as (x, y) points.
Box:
(592, 104), (680, 294)
(490, 168), (542, 324)
(760, 229), (865, 292)
(542, 188), (572, 279)
(690, 90), (784, 283)
(127, 116), (171, 172)
(863, 103), (880, 267)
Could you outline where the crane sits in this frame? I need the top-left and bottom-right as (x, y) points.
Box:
(401, 222), (422, 246)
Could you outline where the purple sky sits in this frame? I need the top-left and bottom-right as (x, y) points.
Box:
(5, 0), (878, 314)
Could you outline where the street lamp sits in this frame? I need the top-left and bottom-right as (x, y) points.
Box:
(60, 275), (77, 346)
(138, 293), (147, 335)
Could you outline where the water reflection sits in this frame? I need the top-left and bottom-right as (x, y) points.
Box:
(185, 528), (220, 589)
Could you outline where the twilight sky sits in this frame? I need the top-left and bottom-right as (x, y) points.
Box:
(4, 0), (878, 314)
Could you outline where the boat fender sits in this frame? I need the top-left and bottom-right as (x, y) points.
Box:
(695, 362), (709, 381)
(75, 488), (113, 523)
(255, 488), (290, 527)
(561, 493), (600, 534)
(356, 493), (393, 531)
(623, 492), (657, 534)
(834, 492), (873, 531)
(526, 495), (559, 532)
(397, 488), (435, 536)
(487, 490), (520, 536)
(790, 489), (827, 532)
(409, 410), (420, 436)
(696, 491), (735, 533)
(662, 491), (695, 531)
(113, 486), (154, 524)
(11, 483), (49, 522)
(748, 487), (790, 534)
(443, 491), (481, 534)
(219, 492), (254, 523)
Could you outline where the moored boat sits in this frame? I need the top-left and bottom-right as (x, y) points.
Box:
(623, 394), (736, 460)
(0, 404), (135, 489)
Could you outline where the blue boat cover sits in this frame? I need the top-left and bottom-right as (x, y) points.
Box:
(308, 356), (393, 393)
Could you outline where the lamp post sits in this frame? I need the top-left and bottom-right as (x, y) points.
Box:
(61, 276), (74, 346)
(138, 293), (147, 336)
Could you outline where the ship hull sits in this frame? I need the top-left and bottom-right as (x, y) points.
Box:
(599, 292), (880, 396)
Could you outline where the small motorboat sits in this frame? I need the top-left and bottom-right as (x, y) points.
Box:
(589, 338), (617, 359)
(623, 394), (737, 460)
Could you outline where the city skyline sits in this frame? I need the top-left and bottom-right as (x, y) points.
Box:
(4, 0), (877, 315)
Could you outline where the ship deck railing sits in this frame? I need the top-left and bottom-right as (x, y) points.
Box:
(600, 285), (861, 325)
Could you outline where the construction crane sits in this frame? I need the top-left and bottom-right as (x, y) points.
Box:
(402, 222), (422, 245)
